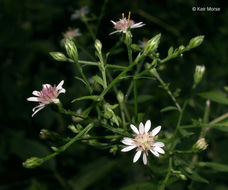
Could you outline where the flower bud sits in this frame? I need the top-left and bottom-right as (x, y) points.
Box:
(65, 39), (78, 62)
(23, 157), (43, 168)
(68, 124), (78, 133)
(117, 91), (124, 103)
(193, 65), (205, 87)
(94, 39), (102, 54)
(189, 35), (204, 48)
(149, 68), (159, 78)
(143, 33), (161, 56)
(49, 52), (67, 61)
(193, 138), (208, 151)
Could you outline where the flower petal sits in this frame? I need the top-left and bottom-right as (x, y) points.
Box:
(27, 97), (39, 102)
(51, 98), (59, 104)
(151, 126), (161, 136)
(31, 105), (45, 117)
(121, 145), (136, 152)
(144, 120), (151, 133)
(143, 152), (147, 165)
(109, 30), (121, 35)
(57, 80), (64, 90)
(43, 84), (51, 88)
(110, 20), (116, 25)
(58, 88), (66, 94)
(133, 151), (142, 163)
(130, 124), (139, 134)
(154, 142), (165, 147)
(122, 138), (134, 146)
(150, 149), (159, 157)
(32, 91), (40, 96)
(154, 146), (165, 154)
(139, 122), (144, 134)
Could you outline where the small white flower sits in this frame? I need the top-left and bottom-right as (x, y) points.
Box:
(71, 7), (89, 20)
(110, 12), (145, 35)
(121, 120), (165, 165)
(27, 80), (65, 117)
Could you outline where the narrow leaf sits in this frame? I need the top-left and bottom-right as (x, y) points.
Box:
(198, 91), (228, 105)
(198, 162), (228, 172)
(72, 95), (100, 103)
(160, 106), (178, 112)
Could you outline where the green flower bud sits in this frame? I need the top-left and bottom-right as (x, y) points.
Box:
(193, 138), (208, 152)
(193, 65), (205, 88)
(68, 124), (78, 133)
(23, 157), (43, 168)
(189, 35), (204, 48)
(94, 39), (102, 54)
(143, 33), (161, 56)
(49, 52), (67, 61)
(117, 91), (124, 103)
(65, 39), (78, 62)
(149, 68), (159, 78)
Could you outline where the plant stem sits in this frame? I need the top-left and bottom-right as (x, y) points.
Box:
(159, 157), (173, 190)
(210, 112), (228, 124)
(125, 60), (144, 101)
(81, 16), (96, 40)
(74, 59), (93, 94)
(152, 69), (182, 112)
(133, 78), (138, 120)
(99, 53), (144, 98)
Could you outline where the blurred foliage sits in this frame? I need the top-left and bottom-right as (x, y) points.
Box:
(0, 0), (228, 189)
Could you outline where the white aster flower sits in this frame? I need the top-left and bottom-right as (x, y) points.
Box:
(110, 12), (145, 35)
(27, 80), (65, 117)
(121, 120), (165, 165)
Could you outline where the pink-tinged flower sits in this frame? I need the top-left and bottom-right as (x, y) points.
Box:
(62, 28), (81, 40)
(121, 120), (165, 165)
(27, 80), (65, 117)
(110, 12), (145, 35)
(71, 7), (89, 20)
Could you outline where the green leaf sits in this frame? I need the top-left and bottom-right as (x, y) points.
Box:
(198, 162), (228, 172)
(74, 76), (87, 85)
(72, 95), (100, 103)
(168, 46), (174, 56)
(121, 182), (156, 190)
(160, 106), (178, 112)
(179, 128), (194, 137)
(187, 171), (208, 183)
(92, 75), (104, 87)
(198, 91), (228, 105)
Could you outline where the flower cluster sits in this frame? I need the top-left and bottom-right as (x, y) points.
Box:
(27, 80), (65, 117)
(121, 120), (165, 165)
(110, 12), (145, 35)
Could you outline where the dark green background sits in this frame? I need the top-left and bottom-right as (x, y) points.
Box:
(0, 0), (228, 189)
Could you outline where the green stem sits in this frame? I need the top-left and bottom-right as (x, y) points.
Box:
(210, 112), (228, 124)
(153, 70), (182, 112)
(159, 157), (173, 190)
(74, 59), (93, 94)
(81, 16), (96, 40)
(173, 100), (188, 138)
(125, 60), (144, 101)
(99, 54), (144, 98)
(133, 78), (138, 120)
